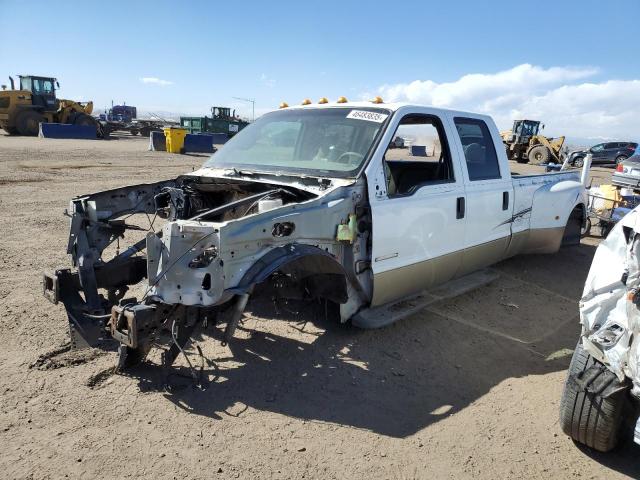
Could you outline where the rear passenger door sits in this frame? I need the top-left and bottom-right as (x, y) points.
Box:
(450, 116), (514, 275)
(366, 109), (467, 306)
(603, 143), (620, 163)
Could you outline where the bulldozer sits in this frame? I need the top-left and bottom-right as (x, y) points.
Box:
(0, 75), (97, 136)
(500, 119), (565, 164)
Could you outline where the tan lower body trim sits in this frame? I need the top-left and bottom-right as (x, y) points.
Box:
(372, 237), (510, 307)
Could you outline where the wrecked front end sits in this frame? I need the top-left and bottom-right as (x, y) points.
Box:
(43, 169), (372, 370)
(579, 206), (640, 441)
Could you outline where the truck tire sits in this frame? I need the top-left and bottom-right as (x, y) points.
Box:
(16, 110), (44, 136)
(559, 342), (625, 452)
(2, 126), (19, 135)
(528, 145), (550, 164)
(562, 206), (583, 246)
(71, 112), (95, 127)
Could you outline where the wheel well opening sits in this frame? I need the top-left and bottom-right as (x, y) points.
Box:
(562, 203), (585, 246)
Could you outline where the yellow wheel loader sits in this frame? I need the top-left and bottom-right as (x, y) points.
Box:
(0, 75), (98, 136)
(500, 119), (565, 164)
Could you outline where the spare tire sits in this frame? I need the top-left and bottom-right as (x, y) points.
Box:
(16, 109), (44, 136)
(528, 145), (551, 164)
(559, 342), (626, 452)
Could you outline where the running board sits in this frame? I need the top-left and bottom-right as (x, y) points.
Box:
(352, 269), (500, 329)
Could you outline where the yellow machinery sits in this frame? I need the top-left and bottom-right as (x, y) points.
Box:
(500, 119), (565, 164)
(0, 75), (96, 136)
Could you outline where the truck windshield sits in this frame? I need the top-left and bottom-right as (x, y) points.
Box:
(203, 107), (390, 177)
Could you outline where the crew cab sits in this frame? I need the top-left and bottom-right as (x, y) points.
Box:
(43, 100), (587, 369)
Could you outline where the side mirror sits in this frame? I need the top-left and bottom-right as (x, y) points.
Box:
(56, 81), (60, 88)
(541, 124), (545, 130)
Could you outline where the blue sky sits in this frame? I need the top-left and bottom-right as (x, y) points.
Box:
(1, 0), (638, 140)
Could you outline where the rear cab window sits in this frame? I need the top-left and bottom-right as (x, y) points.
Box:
(453, 117), (502, 181)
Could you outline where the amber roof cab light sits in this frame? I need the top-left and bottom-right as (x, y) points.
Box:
(279, 102), (289, 108)
(336, 96), (348, 103)
(370, 96), (384, 104)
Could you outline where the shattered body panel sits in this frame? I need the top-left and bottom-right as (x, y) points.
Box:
(580, 207), (640, 396)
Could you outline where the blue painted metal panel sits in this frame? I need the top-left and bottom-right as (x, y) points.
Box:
(39, 123), (97, 139)
(149, 130), (166, 151)
(209, 133), (228, 144)
(183, 133), (215, 153)
(410, 145), (427, 157)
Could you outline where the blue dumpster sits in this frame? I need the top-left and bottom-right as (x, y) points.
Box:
(410, 145), (427, 156)
(149, 130), (166, 151)
(183, 133), (215, 153)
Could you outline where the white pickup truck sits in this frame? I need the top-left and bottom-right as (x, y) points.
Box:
(44, 100), (587, 369)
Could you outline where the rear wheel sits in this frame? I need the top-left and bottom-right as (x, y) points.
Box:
(562, 206), (584, 246)
(15, 110), (44, 136)
(559, 342), (626, 452)
(528, 145), (551, 164)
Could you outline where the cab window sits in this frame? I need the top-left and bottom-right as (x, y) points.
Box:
(454, 117), (501, 181)
(382, 114), (454, 196)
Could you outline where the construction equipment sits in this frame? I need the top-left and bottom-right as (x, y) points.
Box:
(97, 103), (167, 137)
(180, 106), (249, 137)
(500, 119), (565, 164)
(0, 75), (99, 136)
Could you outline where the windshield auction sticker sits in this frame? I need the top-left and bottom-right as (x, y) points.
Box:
(346, 110), (388, 123)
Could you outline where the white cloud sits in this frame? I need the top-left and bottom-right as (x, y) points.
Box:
(373, 64), (640, 141)
(139, 77), (173, 86)
(259, 73), (276, 88)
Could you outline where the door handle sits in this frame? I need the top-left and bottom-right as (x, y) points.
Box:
(502, 191), (509, 211)
(456, 197), (465, 219)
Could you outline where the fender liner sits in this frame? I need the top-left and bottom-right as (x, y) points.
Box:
(229, 244), (349, 303)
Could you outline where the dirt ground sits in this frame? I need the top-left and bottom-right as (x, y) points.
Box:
(0, 133), (638, 479)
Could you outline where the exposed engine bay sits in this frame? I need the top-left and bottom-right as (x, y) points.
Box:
(43, 168), (372, 371)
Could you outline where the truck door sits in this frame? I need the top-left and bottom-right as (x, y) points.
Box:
(366, 109), (467, 306)
(449, 115), (514, 275)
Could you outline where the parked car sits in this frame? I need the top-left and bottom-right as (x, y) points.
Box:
(560, 206), (640, 452)
(612, 153), (640, 190)
(568, 141), (638, 167)
(43, 101), (588, 372)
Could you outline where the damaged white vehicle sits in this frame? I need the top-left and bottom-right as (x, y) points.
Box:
(561, 208), (640, 452)
(43, 100), (587, 371)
